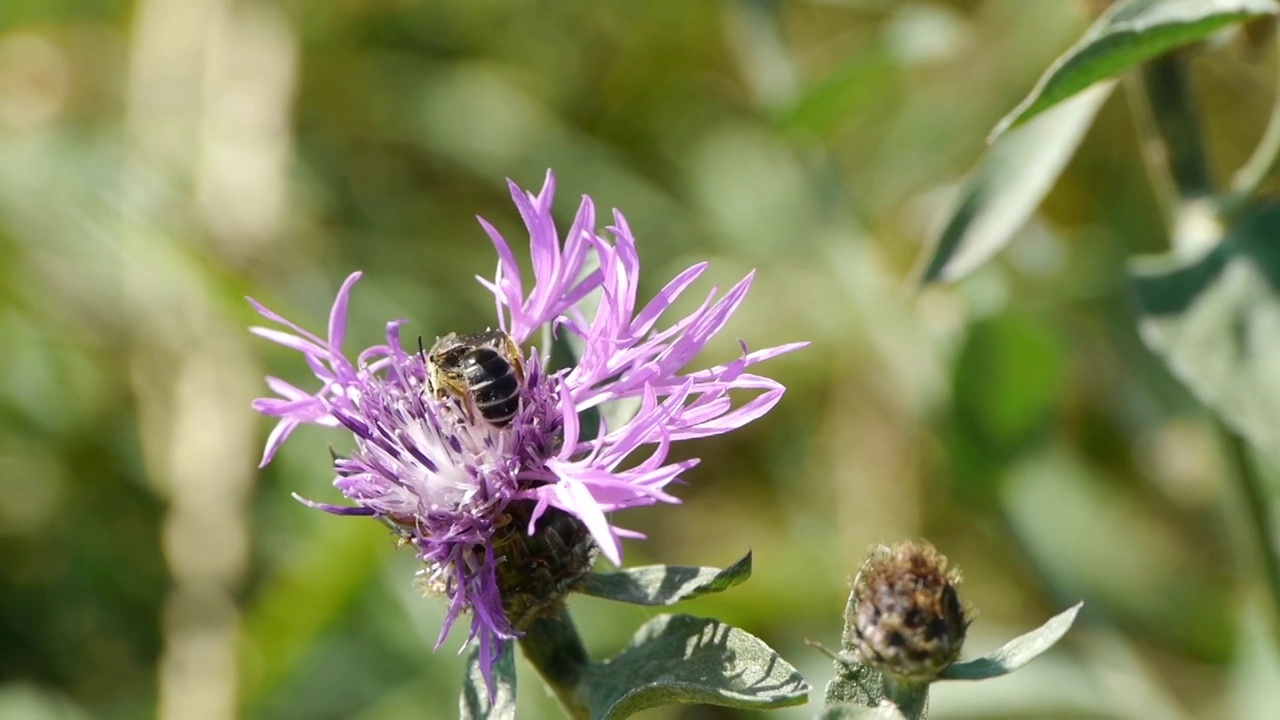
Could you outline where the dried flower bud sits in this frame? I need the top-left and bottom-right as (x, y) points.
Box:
(846, 541), (968, 681)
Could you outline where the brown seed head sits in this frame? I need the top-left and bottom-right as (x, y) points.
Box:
(847, 541), (968, 681)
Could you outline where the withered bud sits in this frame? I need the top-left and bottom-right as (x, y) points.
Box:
(846, 541), (968, 681)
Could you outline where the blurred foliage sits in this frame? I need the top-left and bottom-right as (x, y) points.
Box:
(2, 0), (1280, 718)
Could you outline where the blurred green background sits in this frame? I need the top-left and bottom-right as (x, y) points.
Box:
(3, 0), (1279, 718)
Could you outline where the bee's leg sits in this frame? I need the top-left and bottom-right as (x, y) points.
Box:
(503, 334), (527, 384)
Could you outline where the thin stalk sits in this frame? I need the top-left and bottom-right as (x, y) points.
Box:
(1130, 49), (1280, 640)
(1140, 53), (1215, 200)
(1124, 69), (1179, 224)
(1228, 19), (1280, 215)
(518, 609), (591, 719)
(1126, 50), (1222, 257)
(1220, 422), (1280, 643)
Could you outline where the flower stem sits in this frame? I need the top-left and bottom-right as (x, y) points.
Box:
(1220, 421), (1280, 643)
(1130, 48), (1280, 643)
(1127, 50), (1221, 255)
(1140, 52), (1214, 201)
(881, 676), (930, 720)
(518, 608), (591, 719)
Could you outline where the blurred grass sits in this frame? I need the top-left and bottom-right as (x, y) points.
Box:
(1, 1), (1278, 718)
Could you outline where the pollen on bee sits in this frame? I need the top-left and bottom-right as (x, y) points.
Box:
(426, 329), (525, 428)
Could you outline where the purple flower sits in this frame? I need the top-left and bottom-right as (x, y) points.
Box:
(249, 170), (806, 687)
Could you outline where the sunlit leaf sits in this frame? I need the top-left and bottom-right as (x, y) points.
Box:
(992, 0), (1280, 138)
(585, 614), (809, 719)
(917, 82), (1113, 284)
(580, 552), (752, 605)
(1129, 202), (1280, 461)
(939, 602), (1084, 680)
(459, 643), (516, 720)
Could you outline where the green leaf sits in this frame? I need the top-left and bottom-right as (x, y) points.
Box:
(580, 552), (752, 605)
(953, 313), (1067, 453)
(823, 659), (884, 708)
(938, 602), (1083, 681)
(825, 582), (887, 708)
(1129, 202), (1280, 461)
(822, 654), (927, 720)
(992, 0), (1280, 139)
(917, 82), (1113, 284)
(459, 642), (517, 720)
(585, 614), (810, 719)
(820, 703), (909, 720)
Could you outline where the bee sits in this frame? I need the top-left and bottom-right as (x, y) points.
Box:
(426, 329), (525, 427)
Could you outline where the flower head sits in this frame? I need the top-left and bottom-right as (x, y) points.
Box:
(846, 541), (969, 681)
(249, 170), (805, 686)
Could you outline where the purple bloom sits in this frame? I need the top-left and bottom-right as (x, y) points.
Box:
(249, 170), (805, 686)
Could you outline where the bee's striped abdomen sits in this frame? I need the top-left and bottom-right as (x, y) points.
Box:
(460, 348), (521, 426)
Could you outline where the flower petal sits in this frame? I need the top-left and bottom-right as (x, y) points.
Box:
(328, 271), (362, 356)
